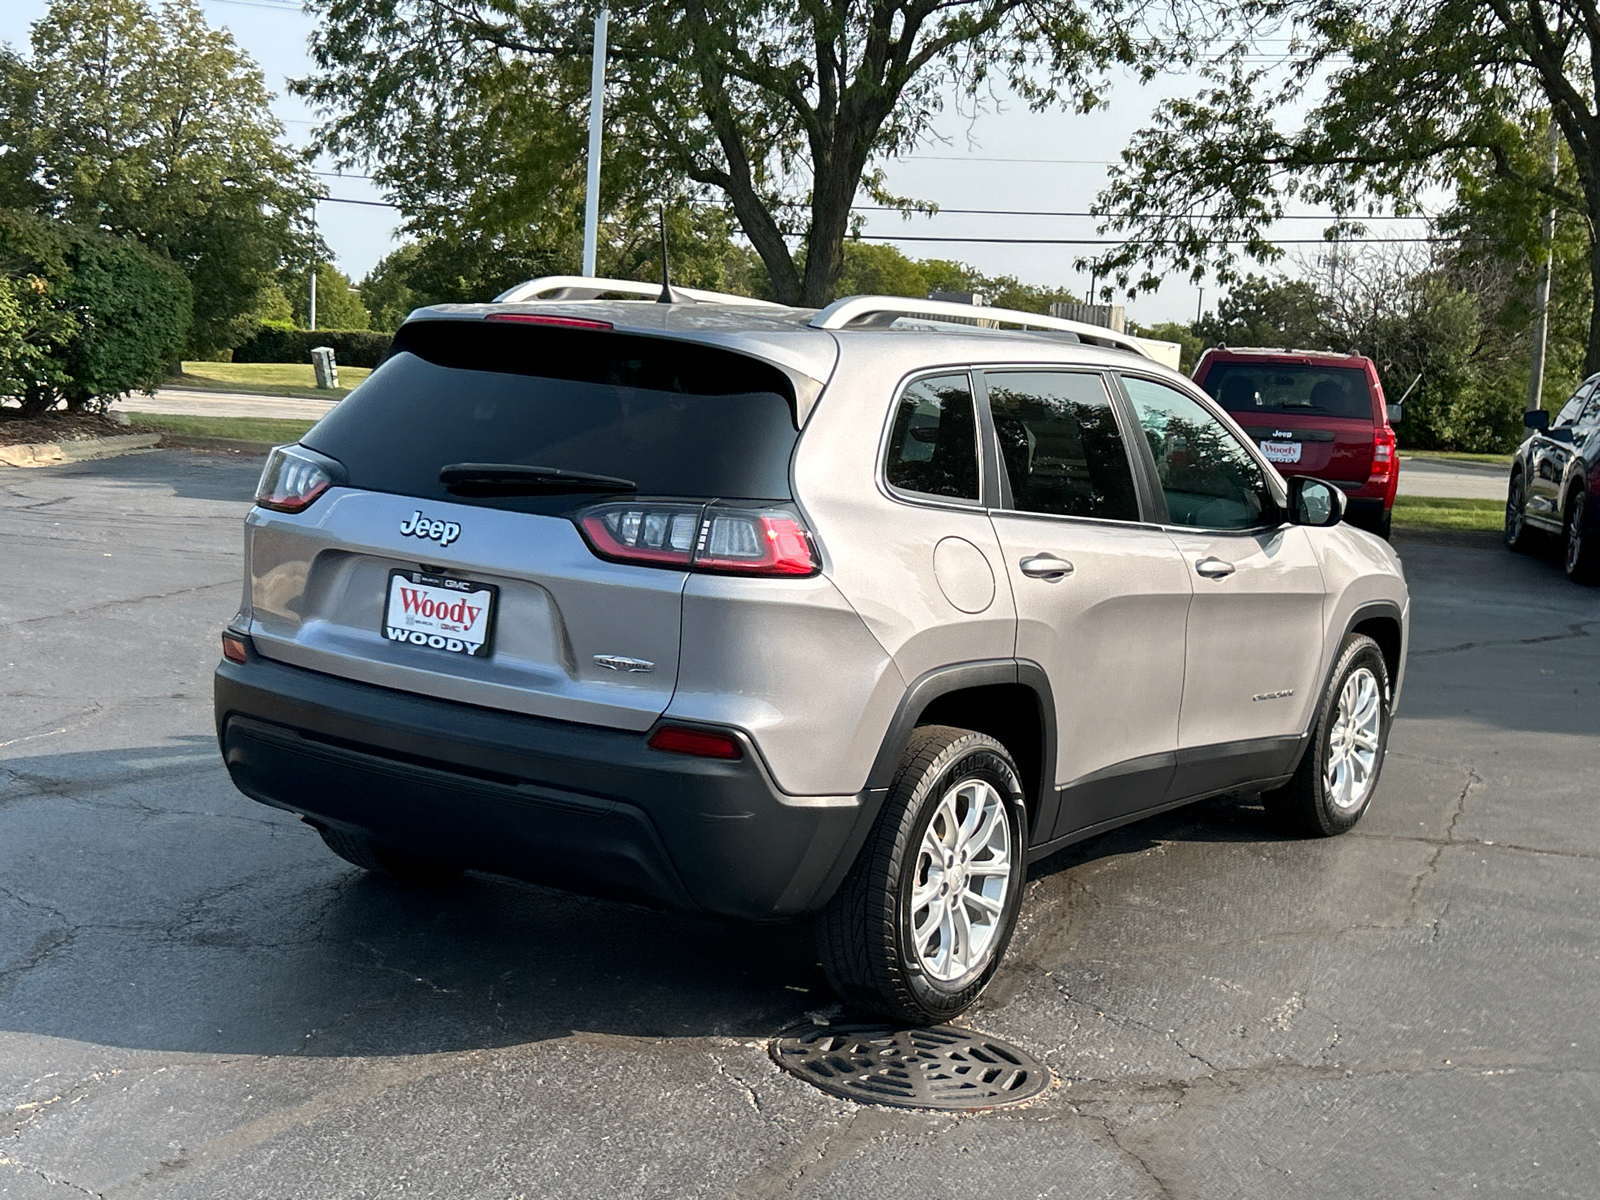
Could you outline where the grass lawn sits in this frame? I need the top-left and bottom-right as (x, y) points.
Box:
(166, 360), (372, 400)
(125, 412), (317, 445)
(1391, 495), (1504, 533)
(1400, 448), (1514, 467)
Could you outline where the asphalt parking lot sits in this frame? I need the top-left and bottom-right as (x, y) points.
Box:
(3, 449), (1597, 1199)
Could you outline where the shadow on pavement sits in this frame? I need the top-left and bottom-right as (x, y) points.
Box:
(0, 741), (1293, 1059)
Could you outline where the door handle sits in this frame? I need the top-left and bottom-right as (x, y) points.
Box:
(1195, 557), (1236, 579)
(1020, 553), (1074, 580)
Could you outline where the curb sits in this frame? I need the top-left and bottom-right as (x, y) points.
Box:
(0, 433), (161, 468)
(153, 434), (280, 456)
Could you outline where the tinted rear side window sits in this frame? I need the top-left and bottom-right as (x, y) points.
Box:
(986, 371), (1140, 522)
(302, 320), (800, 511)
(1203, 363), (1373, 421)
(884, 373), (981, 501)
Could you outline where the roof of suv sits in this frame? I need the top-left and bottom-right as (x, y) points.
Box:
(407, 289), (1173, 421)
(1198, 346), (1376, 370)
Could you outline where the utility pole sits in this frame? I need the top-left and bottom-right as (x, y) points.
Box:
(1196, 287), (1204, 325)
(581, 6), (609, 278)
(1527, 119), (1560, 412)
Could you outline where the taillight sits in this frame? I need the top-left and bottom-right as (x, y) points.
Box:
(1370, 426), (1396, 483)
(575, 502), (819, 577)
(647, 725), (743, 759)
(579, 503), (703, 566)
(255, 445), (342, 513)
(220, 630), (250, 664)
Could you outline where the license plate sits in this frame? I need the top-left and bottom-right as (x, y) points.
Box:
(383, 570), (497, 658)
(1260, 440), (1302, 464)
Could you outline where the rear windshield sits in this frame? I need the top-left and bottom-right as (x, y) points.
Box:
(1202, 363), (1374, 421)
(301, 320), (800, 512)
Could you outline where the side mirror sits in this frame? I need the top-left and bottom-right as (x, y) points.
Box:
(1288, 477), (1346, 528)
(1525, 409), (1550, 431)
(1386, 403), (1403, 425)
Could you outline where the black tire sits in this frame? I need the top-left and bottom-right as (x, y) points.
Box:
(1564, 489), (1600, 583)
(315, 824), (461, 885)
(1375, 509), (1393, 541)
(816, 726), (1028, 1024)
(1263, 634), (1391, 838)
(1504, 473), (1534, 553)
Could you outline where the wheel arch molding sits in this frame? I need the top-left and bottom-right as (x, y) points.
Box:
(864, 660), (1058, 844)
(1286, 599), (1404, 780)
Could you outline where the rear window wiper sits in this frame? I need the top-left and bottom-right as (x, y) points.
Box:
(439, 463), (637, 495)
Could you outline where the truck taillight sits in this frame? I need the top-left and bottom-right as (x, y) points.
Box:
(576, 502), (819, 577)
(1371, 426), (1396, 483)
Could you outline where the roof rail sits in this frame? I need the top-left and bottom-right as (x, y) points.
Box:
(494, 275), (787, 308)
(809, 294), (1153, 359)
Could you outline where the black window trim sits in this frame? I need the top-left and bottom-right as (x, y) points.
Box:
(971, 366), (1160, 528)
(876, 367), (989, 510)
(1111, 369), (1291, 536)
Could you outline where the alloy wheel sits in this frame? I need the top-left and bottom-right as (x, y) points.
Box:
(1505, 479), (1525, 544)
(1568, 494), (1587, 574)
(910, 777), (1012, 982)
(1324, 666), (1382, 812)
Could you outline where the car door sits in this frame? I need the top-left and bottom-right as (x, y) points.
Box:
(1115, 373), (1328, 798)
(1528, 382), (1592, 527)
(979, 369), (1194, 840)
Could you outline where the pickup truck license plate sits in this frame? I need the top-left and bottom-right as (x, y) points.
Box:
(1260, 440), (1302, 464)
(383, 570), (497, 657)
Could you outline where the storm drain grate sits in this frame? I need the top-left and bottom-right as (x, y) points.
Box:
(769, 1021), (1052, 1111)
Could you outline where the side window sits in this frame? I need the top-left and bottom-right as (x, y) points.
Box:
(984, 371), (1140, 521)
(1553, 382), (1592, 428)
(1578, 386), (1600, 428)
(1120, 375), (1275, 531)
(884, 373), (980, 501)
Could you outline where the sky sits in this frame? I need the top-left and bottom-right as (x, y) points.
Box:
(0, 0), (1432, 326)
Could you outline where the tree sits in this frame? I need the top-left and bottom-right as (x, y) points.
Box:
(283, 263), (371, 331)
(299, 0), (1200, 307)
(3, 0), (316, 356)
(0, 208), (191, 413)
(1089, 2), (1600, 373)
(1195, 275), (1326, 349)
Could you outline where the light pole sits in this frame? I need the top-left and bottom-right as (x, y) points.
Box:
(308, 198), (319, 331)
(1527, 119), (1560, 413)
(581, 6), (609, 278)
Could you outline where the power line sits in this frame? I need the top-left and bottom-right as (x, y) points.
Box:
(851, 205), (1430, 221)
(316, 195), (398, 208)
(851, 233), (1445, 246)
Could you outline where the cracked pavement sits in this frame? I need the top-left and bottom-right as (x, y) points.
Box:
(2, 450), (1598, 1198)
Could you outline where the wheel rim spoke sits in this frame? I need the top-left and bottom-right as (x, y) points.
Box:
(910, 774), (1012, 983)
(1326, 665), (1384, 811)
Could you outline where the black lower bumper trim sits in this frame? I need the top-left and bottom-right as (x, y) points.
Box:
(215, 654), (879, 919)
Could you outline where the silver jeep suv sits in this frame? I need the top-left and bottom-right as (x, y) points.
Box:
(214, 280), (1409, 1023)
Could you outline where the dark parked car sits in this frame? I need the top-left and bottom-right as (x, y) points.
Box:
(1194, 347), (1400, 539)
(1505, 372), (1600, 581)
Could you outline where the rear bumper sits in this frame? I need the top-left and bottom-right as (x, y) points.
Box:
(214, 652), (882, 919)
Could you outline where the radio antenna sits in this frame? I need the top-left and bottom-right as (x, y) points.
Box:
(656, 207), (674, 303)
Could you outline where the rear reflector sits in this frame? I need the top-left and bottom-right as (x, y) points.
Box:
(221, 631), (249, 664)
(484, 313), (614, 331)
(647, 725), (743, 760)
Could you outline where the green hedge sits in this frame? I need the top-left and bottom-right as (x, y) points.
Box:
(0, 208), (192, 413)
(232, 325), (392, 368)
